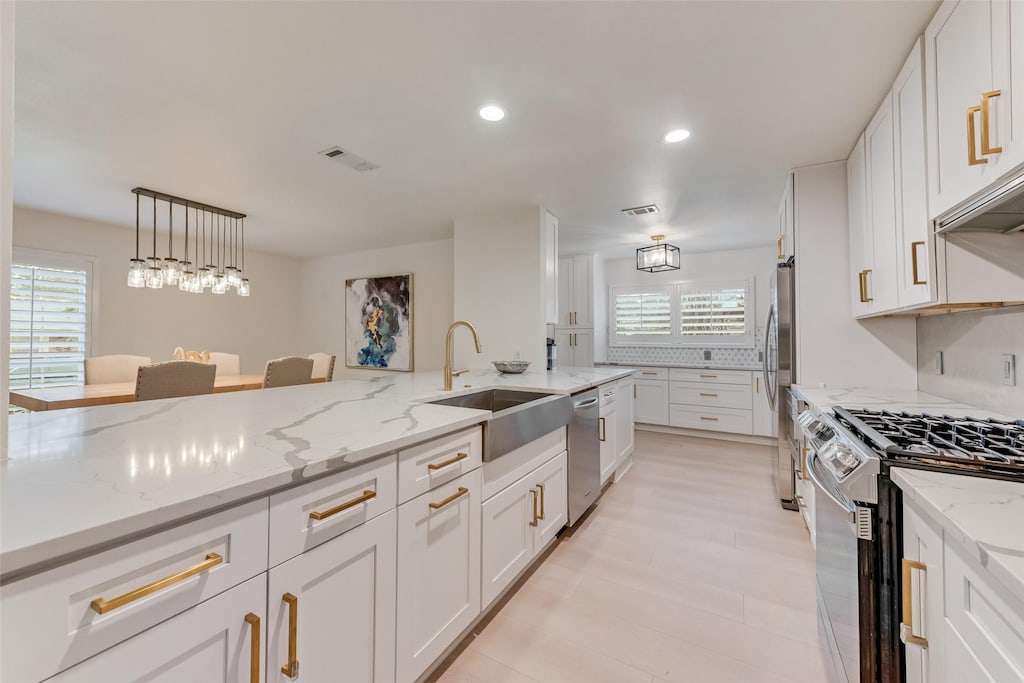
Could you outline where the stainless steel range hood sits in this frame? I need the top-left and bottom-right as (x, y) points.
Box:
(936, 171), (1024, 235)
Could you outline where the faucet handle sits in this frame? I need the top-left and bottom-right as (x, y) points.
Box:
(451, 369), (469, 378)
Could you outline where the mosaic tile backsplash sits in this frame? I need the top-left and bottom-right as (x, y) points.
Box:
(607, 330), (764, 368)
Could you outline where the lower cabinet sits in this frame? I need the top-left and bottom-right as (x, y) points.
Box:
(614, 377), (635, 467)
(752, 372), (776, 437)
(267, 509), (397, 682)
(48, 574), (267, 682)
(481, 451), (568, 608)
(599, 385), (618, 485)
(396, 468), (482, 683)
(634, 377), (669, 425)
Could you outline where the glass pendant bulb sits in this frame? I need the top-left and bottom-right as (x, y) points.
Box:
(127, 259), (147, 288)
(162, 257), (181, 285)
(237, 278), (250, 297)
(200, 266), (216, 288)
(145, 266), (164, 289)
(212, 273), (227, 294)
(178, 262), (194, 292)
(225, 266), (241, 287)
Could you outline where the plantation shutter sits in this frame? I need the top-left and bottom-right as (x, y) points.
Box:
(678, 287), (747, 337)
(10, 263), (88, 390)
(613, 289), (672, 337)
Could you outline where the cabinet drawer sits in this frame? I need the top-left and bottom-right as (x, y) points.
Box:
(632, 367), (669, 381)
(669, 368), (751, 385)
(599, 382), (617, 412)
(944, 537), (1024, 682)
(669, 405), (753, 434)
(398, 426), (482, 504)
(0, 499), (268, 683)
(669, 381), (752, 410)
(269, 453), (397, 567)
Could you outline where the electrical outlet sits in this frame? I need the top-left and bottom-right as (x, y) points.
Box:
(1003, 354), (1016, 386)
(934, 351), (943, 375)
(704, 350), (712, 361)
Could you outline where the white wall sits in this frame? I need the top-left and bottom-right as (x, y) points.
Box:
(1, 1), (14, 455)
(299, 238), (454, 379)
(12, 206), (303, 374)
(595, 246), (777, 362)
(454, 207), (547, 369)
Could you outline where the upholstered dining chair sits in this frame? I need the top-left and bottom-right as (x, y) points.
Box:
(263, 357), (314, 389)
(308, 352), (336, 382)
(134, 361), (217, 401)
(85, 355), (153, 385)
(207, 352), (241, 377)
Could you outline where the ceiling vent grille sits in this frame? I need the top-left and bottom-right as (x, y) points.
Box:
(318, 146), (380, 173)
(621, 204), (659, 216)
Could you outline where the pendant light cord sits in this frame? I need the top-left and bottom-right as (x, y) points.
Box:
(152, 197), (157, 258)
(168, 202), (173, 258)
(135, 193), (140, 259)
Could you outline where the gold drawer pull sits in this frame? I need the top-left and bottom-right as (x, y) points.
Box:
(967, 105), (987, 165)
(802, 447), (809, 481)
(755, 375), (760, 393)
(777, 234), (784, 259)
(245, 612), (261, 683)
(858, 271), (866, 303)
(641, 371), (658, 376)
(900, 558), (929, 648)
(700, 416), (719, 422)
(981, 90), (1002, 155)
(309, 489), (376, 521)
(699, 392), (718, 398)
(90, 552), (223, 614)
(863, 269), (873, 302)
(281, 592), (299, 677)
(529, 489), (539, 527)
(699, 374), (717, 379)
(427, 451), (469, 471)
(429, 486), (469, 510)
(599, 417), (607, 441)
(910, 241), (927, 285)
(536, 482), (546, 520)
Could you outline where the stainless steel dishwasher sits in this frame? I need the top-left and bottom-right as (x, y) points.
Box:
(567, 388), (601, 525)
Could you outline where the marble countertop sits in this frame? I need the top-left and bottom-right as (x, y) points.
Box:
(596, 361), (763, 372)
(892, 468), (1024, 600)
(2, 366), (631, 579)
(790, 385), (1015, 421)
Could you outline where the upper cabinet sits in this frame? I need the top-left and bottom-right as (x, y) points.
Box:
(925, 0), (1024, 220)
(848, 134), (873, 316)
(865, 90), (900, 312)
(778, 173), (795, 262)
(543, 210), (559, 325)
(557, 255), (593, 328)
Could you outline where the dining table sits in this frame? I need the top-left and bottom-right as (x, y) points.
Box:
(9, 375), (326, 412)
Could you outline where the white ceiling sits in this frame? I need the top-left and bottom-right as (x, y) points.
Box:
(14, 1), (939, 260)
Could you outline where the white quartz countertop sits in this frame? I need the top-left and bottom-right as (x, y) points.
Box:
(2, 366), (631, 578)
(892, 468), (1024, 600)
(790, 385), (1017, 421)
(596, 361), (763, 372)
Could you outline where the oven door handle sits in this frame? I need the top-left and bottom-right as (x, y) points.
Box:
(805, 449), (856, 523)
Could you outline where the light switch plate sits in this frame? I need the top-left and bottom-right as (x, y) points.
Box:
(1003, 354), (1016, 386)
(934, 351), (943, 375)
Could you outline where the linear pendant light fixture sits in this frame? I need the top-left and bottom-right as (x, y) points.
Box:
(128, 187), (250, 296)
(636, 234), (681, 272)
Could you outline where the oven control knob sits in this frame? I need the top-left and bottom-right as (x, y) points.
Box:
(831, 443), (860, 476)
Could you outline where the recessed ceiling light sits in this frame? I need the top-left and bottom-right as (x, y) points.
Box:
(479, 105), (505, 122)
(664, 129), (690, 143)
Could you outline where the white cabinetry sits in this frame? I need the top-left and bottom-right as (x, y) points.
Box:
(267, 509), (397, 683)
(633, 368), (669, 426)
(599, 384), (618, 485)
(925, 0), (1024, 220)
(614, 376), (634, 466)
(848, 133), (872, 316)
(752, 372), (775, 437)
(554, 328), (593, 368)
(481, 451), (567, 608)
(667, 369), (753, 435)
(557, 255), (593, 328)
(865, 90), (900, 312)
(396, 468), (482, 683)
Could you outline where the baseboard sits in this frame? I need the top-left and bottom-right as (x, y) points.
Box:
(613, 452), (634, 482)
(635, 423), (778, 447)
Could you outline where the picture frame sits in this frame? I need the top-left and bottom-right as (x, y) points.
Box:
(344, 273), (414, 371)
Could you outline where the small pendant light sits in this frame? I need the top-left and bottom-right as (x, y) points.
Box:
(198, 210), (215, 289)
(237, 217), (250, 296)
(225, 216), (241, 287)
(211, 214), (228, 294)
(162, 201), (181, 285)
(636, 234), (681, 273)
(127, 193), (147, 287)
(145, 197), (164, 288)
(178, 206), (194, 291)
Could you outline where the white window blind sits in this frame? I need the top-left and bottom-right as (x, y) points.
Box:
(679, 287), (747, 337)
(10, 263), (89, 390)
(613, 290), (672, 337)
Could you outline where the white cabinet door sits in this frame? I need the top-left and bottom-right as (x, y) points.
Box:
(49, 575), (266, 683)
(573, 329), (594, 368)
(599, 404), (617, 486)
(893, 38), (937, 309)
(848, 133), (873, 316)
(531, 451), (568, 548)
(903, 500), (946, 683)
(865, 90), (899, 313)
(615, 378), (634, 464)
(268, 509), (397, 683)
(554, 328), (572, 367)
(480, 475), (534, 609)
(633, 378), (669, 425)
(557, 257), (573, 327)
(571, 256), (593, 327)
(396, 469), (481, 683)
(752, 372), (775, 437)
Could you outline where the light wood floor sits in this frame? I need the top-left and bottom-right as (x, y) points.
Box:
(430, 431), (830, 683)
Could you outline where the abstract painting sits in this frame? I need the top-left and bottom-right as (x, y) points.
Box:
(345, 273), (413, 371)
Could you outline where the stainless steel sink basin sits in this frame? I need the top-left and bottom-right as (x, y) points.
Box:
(426, 389), (571, 461)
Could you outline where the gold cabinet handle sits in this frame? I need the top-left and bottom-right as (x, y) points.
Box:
(858, 271), (865, 303)
(777, 234), (784, 259)
(968, 105), (988, 165)
(699, 392), (718, 398)
(641, 371), (658, 376)
(801, 447), (809, 481)
(245, 612), (261, 683)
(90, 552), (223, 614)
(536, 482), (546, 520)
(599, 416), (606, 441)
(281, 593), (299, 677)
(755, 375), (760, 393)
(910, 241), (927, 285)
(529, 489), (539, 527)
(634, 384), (637, 399)
(700, 416), (719, 422)
(863, 269), (874, 302)
(699, 374), (717, 379)
(427, 452), (468, 471)
(900, 558), (929, 648)
(309, 490), (376, 521)
(429, 486), (469, 510)
(981, 90), (1003, 155)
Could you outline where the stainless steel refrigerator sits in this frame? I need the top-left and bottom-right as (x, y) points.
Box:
(763, 258), (797, 510)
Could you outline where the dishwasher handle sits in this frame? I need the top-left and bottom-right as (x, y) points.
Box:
(573, 397), (599, 410)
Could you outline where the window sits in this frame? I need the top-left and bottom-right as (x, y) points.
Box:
(9, 250), (94, 390)
(609, 278), (753, 348)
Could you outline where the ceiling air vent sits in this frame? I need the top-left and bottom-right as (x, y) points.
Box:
(318, 146), (380, 173)
(621, 204), (659, 216)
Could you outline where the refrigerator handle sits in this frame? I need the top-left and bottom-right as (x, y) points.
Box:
(763, 305), (777, 412)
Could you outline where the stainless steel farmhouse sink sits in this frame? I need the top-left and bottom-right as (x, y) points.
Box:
(426, 389), (571, 461)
